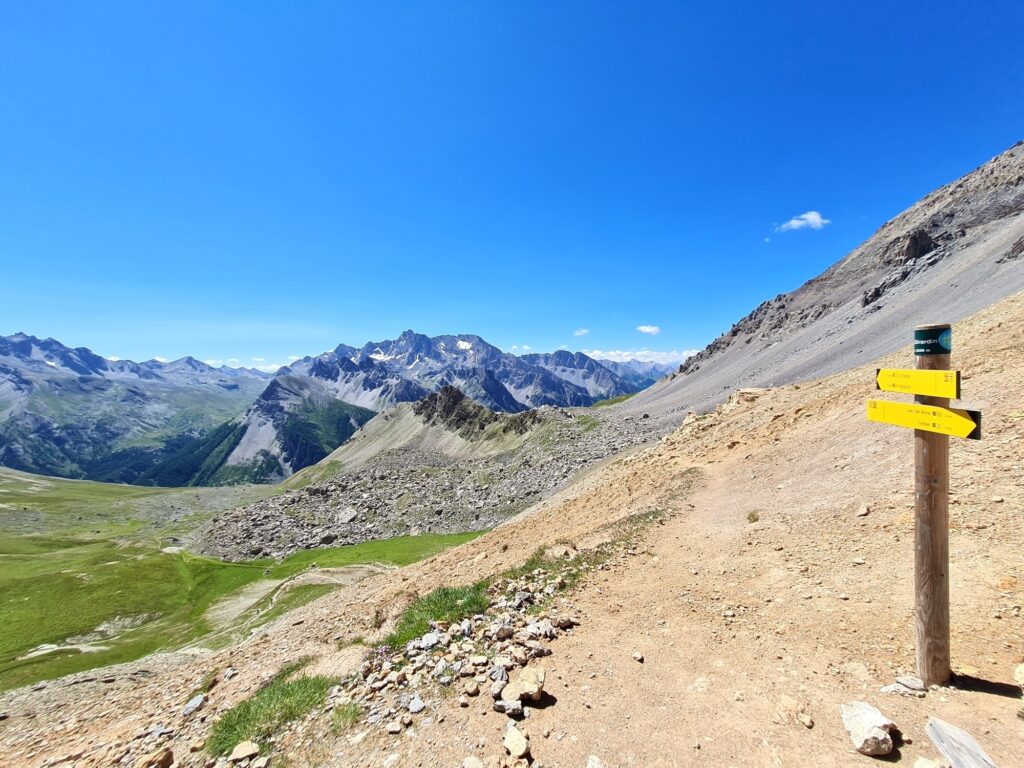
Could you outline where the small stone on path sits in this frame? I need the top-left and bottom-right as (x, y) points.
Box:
(503, 725), (530, 759)
(228, 741), (260, 762)
(897, 675), (926, 691)
(182, 694), (205, 717)
(632, 652), (644, 663)
(839, 701), (896, 756)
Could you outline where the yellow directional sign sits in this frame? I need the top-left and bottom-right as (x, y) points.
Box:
(876, 368), (961, 399)
(866, 399), (981, 440)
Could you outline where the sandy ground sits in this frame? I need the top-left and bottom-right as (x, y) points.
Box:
(1, 293), (1023, 767)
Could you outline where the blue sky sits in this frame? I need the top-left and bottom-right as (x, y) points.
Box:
(1, 2), (1021, 370)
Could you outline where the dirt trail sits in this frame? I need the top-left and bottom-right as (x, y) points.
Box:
(1, 294), (1022, 767)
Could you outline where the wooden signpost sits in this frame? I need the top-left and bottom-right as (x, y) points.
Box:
(865, 323), (983, 686)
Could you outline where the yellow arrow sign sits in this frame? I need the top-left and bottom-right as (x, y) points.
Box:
(876, 368), (961, 399)
(866, 399), (981, 439)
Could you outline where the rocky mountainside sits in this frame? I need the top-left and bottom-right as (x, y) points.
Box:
(520, 351), (635, 399)
(0, 330), (660, 486)
(594, 359), (677, 390)
(282, 331), (633, 413)
(184, 333), (650, 485)
(632, 140), (1024, 414)
(192, 386), (677, 560)
(0, 333), (268, 483)
(154, 375), (378, 486)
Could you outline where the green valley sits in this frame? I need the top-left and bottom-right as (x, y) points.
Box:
(0, 467), (481, 691)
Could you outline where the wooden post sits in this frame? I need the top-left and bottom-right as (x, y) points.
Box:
(914, 323), (951, 685)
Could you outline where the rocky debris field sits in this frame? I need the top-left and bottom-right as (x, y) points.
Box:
(193, 402), (681, 561)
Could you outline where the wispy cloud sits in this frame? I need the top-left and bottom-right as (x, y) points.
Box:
(154, 356), (169, 363)
(251, 357), (266, 363)
(204, 359), (224, 367)
(775, 210), (831, 232)
(636, 325), (661, 336)
(583, 348), (697, 365)
(287, 355), (301, 362)
(573, 328), (589, 337)
(508, 344), (534, 352)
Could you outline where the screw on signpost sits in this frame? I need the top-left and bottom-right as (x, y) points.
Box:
(913, 323), (952, 686)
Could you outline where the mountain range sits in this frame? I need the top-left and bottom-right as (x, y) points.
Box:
(0, 331), (674, 486)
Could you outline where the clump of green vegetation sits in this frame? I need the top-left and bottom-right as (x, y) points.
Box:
(747, 510), (760, 524)
(590, 393), (636, 408)
(257, 583), (338, 625)
(188, 666), (221, 700)
(207, 657), (331, 756)
(383, 583), (490, 649)
(331, 702), (362, 733)
(266, 531), (484, 580)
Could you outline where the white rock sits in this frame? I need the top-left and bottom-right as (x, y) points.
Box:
(839, 701), (895, 756)
(503, 725), (530, 759)
(228, 741), (260, 762)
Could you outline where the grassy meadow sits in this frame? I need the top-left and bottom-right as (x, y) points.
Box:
(0, 467), (481, 691)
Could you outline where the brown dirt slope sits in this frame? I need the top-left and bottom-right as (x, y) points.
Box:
(2, 292), (1023, 767)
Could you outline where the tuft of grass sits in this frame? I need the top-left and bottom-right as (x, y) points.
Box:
(747, 510), (760, 524)
(383, 583), (490, 649)
(331, 702), (362, 733)
(207, 658), (330, 756)
(188, 666), (220, 700)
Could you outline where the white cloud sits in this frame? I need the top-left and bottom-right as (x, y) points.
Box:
(251, 357), (266, 363)
(205, 359), (224, 367)
(763, 237), (771, 243)
(636, 325), (661, 336)
(583, 348), (698, 365)
(775, 210), (831, 232)
(253, 364), (284, 372)
(227, 358), (240, 364)
(287, 355), (301, 362)
(154, 356), (169, 363)
(521, 344), (532, 351)
(573, 328), (589, 337)
(106, 356), (121, 362)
